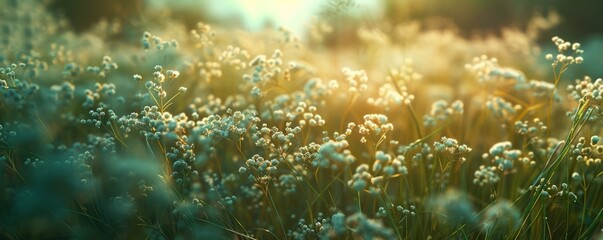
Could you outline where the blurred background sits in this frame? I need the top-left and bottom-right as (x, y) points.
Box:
(47, 0), (602, 40)
(45, 0), (603, 78)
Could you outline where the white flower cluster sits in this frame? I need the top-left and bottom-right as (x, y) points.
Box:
(312, 212), (347, 238)
(409, 142), (434, 167)
(259, 98), (324, 127)
(86, 56), (118, 78)
(167, 141), (197, 190)
(191, 22), (215, 49)
(567, 76), (603, 112)
(138, 65), (187, 113)
(528, 178), (577, 201)
(571, 136), (603, 167)
(294, 142), (321, 163)
(342, 67), (369, 93)
(120, 105), (191, 141)
(483, 141), (532, 171)
(218, 45), (250, 70)
(189, 94), (242, 116)
(276, 174), (297, 195)
(514, 118), (547, 139)
(0, 122), (31, 148)
(1, 63), (41, 103)
(301, 77), (343, 106)
(251, 121), (301, 154)
(465, 55), (528, 90)
(278, 26), (299, 46)
(83, 82), (116, 108)
(395, 204), (416, 217)
(196, 60), (222, 83)
(474, 165), (500, 186)
(367, 60), (421, 109)
(314, 140), (355, 169)
(141, 31), (179, 51)
(528, 79), (559, 100)
(486, 96), (521, 120)
(81, 107), (118, 129)
(242, 154), (279, 183)
(358, 114), (393, 144)
(61, 61), (81, 79)
(545, 36), (583, 66)
(50, 81), (76, 105)
(288, 217), (317, 239)
(348, 163), (398, 196)
(194, 109), (259, 141)
(372, 151), (407, 177)
(423, 99), (464, 127)
(367, 82), (415, 109)
(232, 183), (262, 211)
(433, 137), (472, 163)
(243, 49), (287, 97)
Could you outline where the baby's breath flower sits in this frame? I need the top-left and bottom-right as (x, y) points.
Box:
(166, 70), (180, 79)
(424, 100), (464, 127)
(250, 86), (262, 98)
(545, 54), (553, 60)
(571, 172), (581, 180)
(547, 36), (584, 67)
(133, 74), (142, 82)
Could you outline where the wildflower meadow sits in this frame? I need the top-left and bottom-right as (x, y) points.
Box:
(1, 0), (602, 239)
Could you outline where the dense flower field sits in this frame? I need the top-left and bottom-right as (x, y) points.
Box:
(1, 0), (602, 239)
